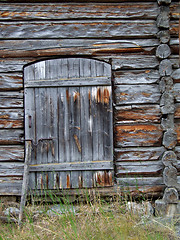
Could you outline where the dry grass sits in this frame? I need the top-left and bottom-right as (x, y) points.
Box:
(0, 194), (178, 240)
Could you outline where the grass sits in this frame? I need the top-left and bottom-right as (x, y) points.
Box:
(0, 192), (178, 240)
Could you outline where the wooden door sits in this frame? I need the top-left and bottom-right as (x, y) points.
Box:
(24, 58), (113, 190)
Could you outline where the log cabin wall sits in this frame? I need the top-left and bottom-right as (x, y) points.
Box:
(0, 0), (179, 197)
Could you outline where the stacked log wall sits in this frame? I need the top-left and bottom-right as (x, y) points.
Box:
(0, 1), (177, 196)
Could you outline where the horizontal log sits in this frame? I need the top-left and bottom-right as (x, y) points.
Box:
(0, 177), (22, 195)
(115, 124), (162, 147)
(0, 109), (23, 128)
(0, 59), (33, 72)
(116, 177), (163, 186)
(114, 70), (160, 85)
(0, 20), (158, 39)
(116, 160), (163, 176)
(114, 104), (161, 124)
(115, 147), (165, 162)
(112, 56), (159, 70)
(174, 83), (180, 102)
(175, 103), (180, 118)
(0, 39), (158, 58)
(0, 129), (24, 144)
(170, 21), (180, 37)
(0, 91), (23, 109)
(170, 3), (180, 19)
(175, 123), (180, 145)
(0, 162), (24, 177)
(0, 145), (24, 161)
(0, 3), (159, 20)
(0, 73), (23, 90)
(115, 85), (160, 105)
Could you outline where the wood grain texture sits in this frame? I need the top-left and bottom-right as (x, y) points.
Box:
(115, 147), (165, 162)
(0, 162), (24, 177)
(0, 3), (159, 20)
(170, 3), (180, 19)
(0, 39), (158, 58)
(0, 146), (24, 162)
(0, 109), (23, 129)
(0, 73), (23, 90)
(114, 70), (160, 85)
(116, 177), (163, 186)
(175, 104), (180, 118)
(170, 21), (180, 37)
(0, 20), (158, 39)
(175, 123), (180, 145)
(115, 85), (160, 105)
(0, 91), (23, 109)
(174, 83), (180, 102)
(0, 177), (22, 195)
(0, 130), (24, 144)
(115, 124), (162, 147)
(116, 160), (163, 176)
(114, 105), (161, 124)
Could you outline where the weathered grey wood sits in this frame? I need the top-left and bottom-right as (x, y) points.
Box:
(156, 44), (171, 59)
(173, 83), (180, 102)
(157, 30), (170, 44)
(0, 146), (24, 162)
(115, 124), (162, 147)
(115, 85), (160, 105)
(161, 114), (174, 130)
(0, 3), (159, 20)
(116, 160), (163, 176)
(29, 161), (113, 172)
(163, 187), (179, 204)
(0, 91), (23, 109)
(0, 39), (159, 58)
(18, 141), (31, 227)
(159, 76), (173, 93)
(114, 105), (161, 124)
(160, 91), (174, 114)
(170, 3), (180, 19)
(0, 129), (24, 144)
(116, 177), (163, 186)
(115, 147), (165, 161)
(0, 109), (23, 129)
(163, 166), (177, 187)
(162, 151), (177, 167)
(112, 56), (159, 70)
(0, 20), (158, 39)
(163, 129), (177, 149)
(175, 103), (180, 118)
(114, 70), (159, 85)
(170, 21), (180, 37)
(172, 69), (180, 82)
(159, 59), (173, 76)
(0, 59), (32, 72)
(157, 6), (170, 29)
(170, 55), (180, 69)
(0, 177), (22, 195)
(0, 162), (24, 176)
(25, 77), (111, 88)
(0, 73), (23, 90)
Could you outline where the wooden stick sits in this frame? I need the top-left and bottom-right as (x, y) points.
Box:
(18, 140), (32, 227)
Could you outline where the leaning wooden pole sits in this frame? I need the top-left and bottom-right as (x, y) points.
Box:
(18, 140), (32, 227)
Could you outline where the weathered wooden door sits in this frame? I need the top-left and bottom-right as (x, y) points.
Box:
(24, 58), (113, 190)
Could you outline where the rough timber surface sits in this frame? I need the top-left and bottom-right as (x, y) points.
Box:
(0, 39), (158, 58)
(0, 3), (159, 20)
(0, 20), (158, 39)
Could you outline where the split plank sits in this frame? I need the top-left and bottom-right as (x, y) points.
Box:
(114, 105), (161, 124)
(0, 20), (158, 39)
(116, 177), (163, 186)
(115, 85), (160, 105)
(114, 70), (160, 85)
(0, 177), (22, 195)
(116, 160), (163, 176)
(0, 109), (23, 129)
(0, 73), (23, 90)
(115, 147), (165, 162)
(0, 162), (24, 177)
(173, 83), (180, 102)
(0, 3), (159, 20)
(0, 129), (24, 144)
(0, 59), (33, 72)
(0, 145), (24, 162)
(115, 124), (162, 147)
(0, 39), (159, 58)
(0, 91), (23, 109)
